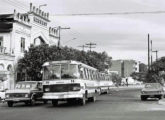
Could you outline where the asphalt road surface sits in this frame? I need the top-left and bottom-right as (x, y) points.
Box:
(1, 88), (165, 120)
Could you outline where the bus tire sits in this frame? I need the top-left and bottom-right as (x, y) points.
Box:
(43, 100), (48, 104)
(7, 101), (13, 107)
(52, 100), (58, 106)
(24, 101), (29, 106)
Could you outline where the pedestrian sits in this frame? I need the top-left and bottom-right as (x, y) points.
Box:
(126, 78), (128, 87)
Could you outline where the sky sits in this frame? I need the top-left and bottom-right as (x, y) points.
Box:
(1, 0), (165, 64)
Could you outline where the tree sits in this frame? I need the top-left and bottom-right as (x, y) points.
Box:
(111, 73), (122, 86)
(146, 57), (165, 83)
(17, 44), (112, 81)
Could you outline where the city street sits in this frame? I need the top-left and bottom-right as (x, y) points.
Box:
(1, 87), (165, 120)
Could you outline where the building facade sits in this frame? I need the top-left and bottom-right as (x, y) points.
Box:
(109, 60), (139, 78)
(0, 3), (59, 90)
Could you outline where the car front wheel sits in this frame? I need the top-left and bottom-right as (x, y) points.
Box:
(141, 96), (147, 101)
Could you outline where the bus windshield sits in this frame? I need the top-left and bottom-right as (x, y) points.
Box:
(43, 64), (80, 80)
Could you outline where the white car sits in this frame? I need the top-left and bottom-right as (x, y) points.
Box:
(0, 90), (5, 102)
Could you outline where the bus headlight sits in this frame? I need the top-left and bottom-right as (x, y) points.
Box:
(6, 94), (9, 98)
(45, 88), (50, 92)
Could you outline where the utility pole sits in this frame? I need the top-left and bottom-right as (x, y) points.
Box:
(150, 40), (153, 65)
(148, 34), (150, 70)
(152, 50), (158, 61)
(56, 26), (70, 48)
(86, 42), (96, 51)
(78, 45), (88, 51)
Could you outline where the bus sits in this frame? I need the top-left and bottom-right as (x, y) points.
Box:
(42, 60), (112, 106)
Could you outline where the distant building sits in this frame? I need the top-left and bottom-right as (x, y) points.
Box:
(0, 3), (59, 89)
(109, 60), (139, 78)
(109, 60), (122, 76)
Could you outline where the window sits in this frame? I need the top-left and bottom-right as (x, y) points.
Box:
(21, 37), (25, 52)
(0, 37), (3, 47)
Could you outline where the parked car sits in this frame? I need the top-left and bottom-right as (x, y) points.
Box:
(141, 83), (164, 101)
(0, 89), (6, 102)
(5, 81), (47, 107)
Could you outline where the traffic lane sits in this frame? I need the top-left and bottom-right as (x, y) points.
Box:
(0, 89), (165, 120)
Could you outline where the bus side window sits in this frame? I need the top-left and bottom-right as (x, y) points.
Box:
(90, 70), (93, 80)
(84, 68), (88, 80)
(86, 69), (89, 80)
(79, 66), (84, 79)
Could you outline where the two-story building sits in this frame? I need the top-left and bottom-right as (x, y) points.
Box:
(0, 3), (59, 90)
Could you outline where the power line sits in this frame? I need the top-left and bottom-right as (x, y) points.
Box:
(51, 11), (165, 16)
(2, 0), (28, 12)
(78, 45), (88, 51)
(2, 0), (165, 16)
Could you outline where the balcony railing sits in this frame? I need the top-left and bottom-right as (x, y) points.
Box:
(0, 46), (6, 54)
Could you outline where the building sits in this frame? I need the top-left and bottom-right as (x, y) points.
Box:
(109, 60), (122, 76)
(109, 60), (139, 78)
(0, 3), (59, 90)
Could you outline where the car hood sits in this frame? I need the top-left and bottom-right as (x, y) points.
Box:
(142, 88), (163, 91)
(6, 89), (31, 94)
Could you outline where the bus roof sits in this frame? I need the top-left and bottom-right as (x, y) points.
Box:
(43, 60), (97, 71)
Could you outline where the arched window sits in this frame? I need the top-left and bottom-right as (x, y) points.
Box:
(0, 64), (4, 71)
(7, 65), (12, 72)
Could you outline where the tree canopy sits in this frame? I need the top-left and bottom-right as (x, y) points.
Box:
(17, 44), (112, 81)
(146, 57), (165, 84)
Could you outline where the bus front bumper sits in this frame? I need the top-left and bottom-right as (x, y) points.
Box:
(42, 93), (83, 100)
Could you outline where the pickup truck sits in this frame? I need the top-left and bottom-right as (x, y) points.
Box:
(5, 81), (47, 107)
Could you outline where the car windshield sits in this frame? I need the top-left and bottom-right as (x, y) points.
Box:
(15, 82), (37, 89)
(145, 83), (162, 89)
(43, 64), (80, 80)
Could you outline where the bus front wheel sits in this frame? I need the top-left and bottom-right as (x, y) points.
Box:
(52, 100), (58, 106)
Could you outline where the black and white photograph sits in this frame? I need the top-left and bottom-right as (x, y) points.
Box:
(1, 0), (165, 120)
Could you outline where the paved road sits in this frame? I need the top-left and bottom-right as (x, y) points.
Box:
(1, 88), (165, 120)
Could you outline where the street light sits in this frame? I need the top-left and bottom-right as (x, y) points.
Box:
(39, 4), (47, 10)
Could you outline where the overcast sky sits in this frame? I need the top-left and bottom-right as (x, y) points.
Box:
(1, 0), (165, 64)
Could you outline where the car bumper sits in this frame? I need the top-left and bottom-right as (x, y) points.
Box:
(5, 98), (31, 102)
(141, 94), (163, 97)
